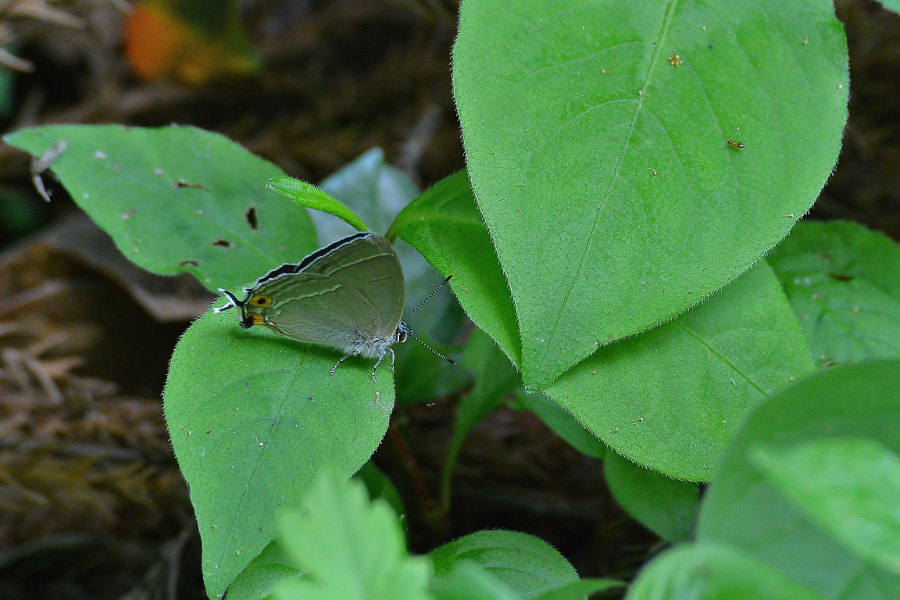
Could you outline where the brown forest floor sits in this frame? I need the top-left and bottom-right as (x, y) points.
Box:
(0, 1), (897, 598)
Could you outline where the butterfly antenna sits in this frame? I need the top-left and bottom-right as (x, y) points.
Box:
(403, 275), (452, 321)
(406, 329), (457, 365)
(214, 289), (244, 313)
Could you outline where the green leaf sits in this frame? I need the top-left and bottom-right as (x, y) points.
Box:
(603, 451), (699, 543)
(453, 0), (849, 388)
(430, 530), (580, 599)
(356, 462), (406, 520)
(514, 392), (606, 460)
(164, 309), (395, 599)
(4, 124), (317, 291)
(440, 328), (521, 509)
(546, 262), (814, 481)
(750, 437), (900, 574)
(626, 542), (826, 600)
(275, 470), (432, 600)
(267, 176), (369, 232)
(318, 150), (468, 402)
(391, 171), (521, 367)
(431, 562), (523, 600)
(697, 360), (900, 599)
(228, 541), (299, 600)
(533, 579), (623, 600)
(767, 220), (900, 367)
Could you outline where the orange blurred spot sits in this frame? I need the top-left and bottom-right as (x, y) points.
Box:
(124, 2), (257, 84)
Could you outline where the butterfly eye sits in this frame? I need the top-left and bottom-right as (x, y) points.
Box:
(251, 295), (272, 307)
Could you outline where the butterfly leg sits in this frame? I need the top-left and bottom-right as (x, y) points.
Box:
(330, 352), (352, 376)
(371, 350), (391, 383)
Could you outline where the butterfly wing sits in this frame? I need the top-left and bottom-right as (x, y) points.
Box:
(251, 233), (405, 350)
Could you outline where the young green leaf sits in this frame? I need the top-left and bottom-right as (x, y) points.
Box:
(453, 0), (849, 388)
(4, 124), (317, 291)
(546, 262), (814, 481)
(164, 309), (395, 599)
(440, 328), (521, 509)
(275, 470), (432, 600)
(267, 175), (369, 232)
(767, 220), (900, 367)
(697, 360), (900, 599)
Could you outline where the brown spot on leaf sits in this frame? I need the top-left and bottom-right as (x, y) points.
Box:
(176, 179), (210, 191)
(246, 206), (258, 230)
(829, 272), (853, 282)
(213, 239), (233, 248)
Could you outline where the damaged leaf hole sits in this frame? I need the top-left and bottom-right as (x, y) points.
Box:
(179, 259), (200, 267)
(246, 206), (258, 230)
(213, 239), (234, 248)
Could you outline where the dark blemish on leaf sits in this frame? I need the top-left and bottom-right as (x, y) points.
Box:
(122, 208), (137, 219)
(246, 206), (258, 230)
(213, 239), (233, 248)
(179, 259), (199, 267)
(176, 179), (210, 191)
(828, 272), (853, 282)
(822, 253), (832, 260)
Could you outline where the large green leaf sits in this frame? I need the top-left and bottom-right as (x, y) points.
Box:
(546, 262), (814, 481)
(626, 543), (826, 600)
(603, 451), (699, 543)
(227, 540), (298, 600)
(430, 530), (580, 600)
(165, 309), (395, 599)
(453, 0), (849, 388)
(750, 438), (900, 574)
(767, 220), (900, 367)
(391, 171), (521, 367)
(514, 392), (606, 461)
(4, 124), (317, 291)
(697, 360), (900, 599)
